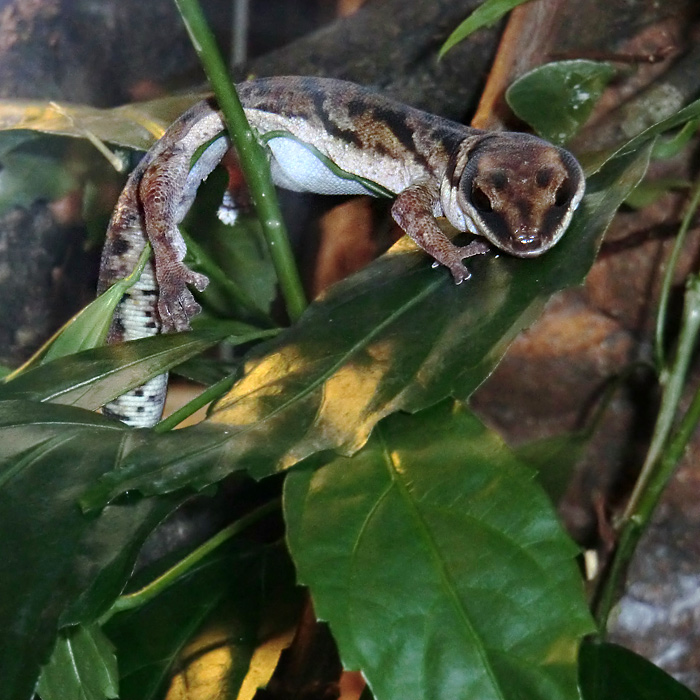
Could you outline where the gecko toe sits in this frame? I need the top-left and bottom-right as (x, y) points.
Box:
(158, 284), (202, 332)
(449, 263), (472, 284)
(186, 270), (209, 292)
(458, 240), (490, 258)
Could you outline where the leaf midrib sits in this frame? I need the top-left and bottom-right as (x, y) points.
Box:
(374, 427), (507, 700)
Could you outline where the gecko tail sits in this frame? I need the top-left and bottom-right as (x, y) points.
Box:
(102, 374), (169, 428)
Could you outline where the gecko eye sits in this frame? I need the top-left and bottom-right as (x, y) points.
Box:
(470, 183), (493, 213)
(554, 179), (571, 207)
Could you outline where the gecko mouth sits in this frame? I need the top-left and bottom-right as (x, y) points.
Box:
(510, 231), (548, 255)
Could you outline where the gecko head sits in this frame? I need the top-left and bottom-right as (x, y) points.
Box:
(455, 134), (585, 257)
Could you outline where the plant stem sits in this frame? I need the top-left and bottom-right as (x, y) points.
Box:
(154, 372), (238, 432)
(594, 274), (700, 630)
(626, 275), (700, 523)
(101, 498), (281, 622)
(654, 179), (700, 369)
(173, 0), (307, 321)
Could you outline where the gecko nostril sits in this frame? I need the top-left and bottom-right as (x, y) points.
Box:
(470, 183), (493, 213)
(536, 168), (553, 188)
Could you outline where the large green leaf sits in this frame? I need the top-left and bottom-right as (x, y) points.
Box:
(0, 94), (204, 150)
(0, 324), (249, 410)
(37, 624), (118, 700)
(284, 403), (595, 700)
(0, 400), (185, 700)
(105, 541), (300, 700)
(81, 143), (652, 509)
(515, 430), (591, 504)
(579, 640), (699, 700)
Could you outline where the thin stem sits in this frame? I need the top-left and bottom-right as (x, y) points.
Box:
(623, 275), (700, 524)
(101, 498), (281, 622)
(173, 0), (307, 321)
(654, 179), (700, 369)
(154, 372), (238, 432)
(595, 378), (700, 630)
(594, 275), (700, 630)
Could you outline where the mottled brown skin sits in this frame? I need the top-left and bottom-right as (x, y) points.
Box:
(99, 76), (585, 426)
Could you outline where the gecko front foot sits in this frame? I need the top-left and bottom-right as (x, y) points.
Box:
(435, 240), (491, 284)
(156, 263), (209, 332)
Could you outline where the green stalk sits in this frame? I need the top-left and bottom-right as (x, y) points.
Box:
(594, 274), (700, 630)
(101, 498), (281, 622)
(654, 179), (700, 369)
(153, 372), (238, 432)
(173, 0), (307, 321)
(629, 270), (700, 524)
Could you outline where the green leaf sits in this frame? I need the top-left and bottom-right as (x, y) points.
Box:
(579, 639), (699, 700)
(0, 400), (186, 700)
(506, 61), (616, 145)
(81, 141), (651, 508)
(0, 138), (79, 217)
(37, 624), (119, 700)
(10, 246), (152, 374)
(439, 0), (533, 58)
(651, 118), (700, 160)
(515, 430), (590, 504)
(624, 177), (690, 209)
(284, 403), (595, 700)
(0, 94), (205, 150)
(0, 324), (246, 410)
(584, 95), (700, 174)
(105, 541), (300, 700)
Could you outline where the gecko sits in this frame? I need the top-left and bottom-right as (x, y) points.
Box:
(98, 76), (585, 427)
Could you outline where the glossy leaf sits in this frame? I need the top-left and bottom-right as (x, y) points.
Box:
(0, 324), (248, 410)
(0, 94), (204, 150)
(284, 403), (595, 700)
(652, 118), (700, 160)
(104, 542), (300, 700)
(439, 0), (533, 58)
(182, 197), (277, 322)
(37, 624), (118, 700)
(515, 430), (590, 504)
(0, 400), (185, 700)
(81, 142), (652, 508)
(624, 178), (690, 210)
(584, 96), (700, 174)
(579, 639), (699, 700)
(13, 246), (151, 372)
(506, 61), (616, 145)
(0, 138), (79, 217)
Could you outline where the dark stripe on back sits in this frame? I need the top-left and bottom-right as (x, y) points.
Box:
(309, 85), (364, 148)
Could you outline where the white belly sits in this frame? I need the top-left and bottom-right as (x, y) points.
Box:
(265, 134), (391, 197)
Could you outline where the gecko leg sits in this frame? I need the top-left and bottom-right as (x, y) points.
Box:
(139, 147), (209, 332)
(391, 181), (489, 283)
